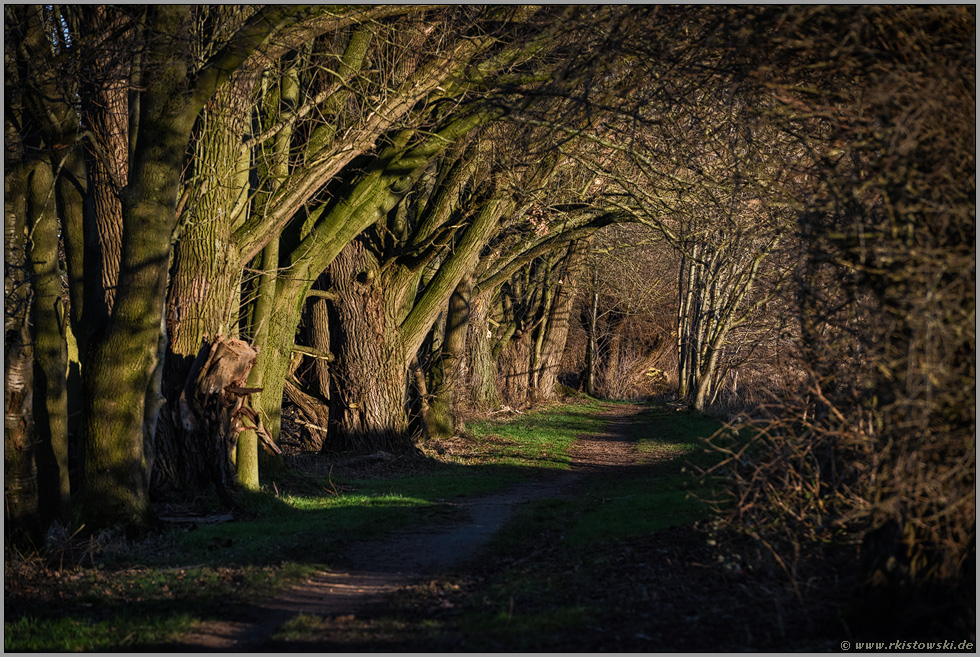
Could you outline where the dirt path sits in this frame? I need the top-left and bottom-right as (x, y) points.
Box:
(175, 403), (645, 651)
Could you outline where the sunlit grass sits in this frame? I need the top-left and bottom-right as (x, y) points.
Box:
(435, 401), (727, 647)
(466, 398), (608, 470)
(3, 562), (303, 652)
(7, 398), (725, 652)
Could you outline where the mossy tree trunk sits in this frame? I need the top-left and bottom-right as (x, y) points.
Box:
(247, 111), (502, 453)
(167, 62), (271, 492)
(76, 3), (298, 527)
(26, 158), (71, 524)
(79, 5), (200, 529)
(465, 291), (503, 409)
(323, 194), (506, 451)
(12, 4), (80, 526)
(496, 273), (538, 407)
(424, 276), (472, 440)
(236, 239), (279, 488)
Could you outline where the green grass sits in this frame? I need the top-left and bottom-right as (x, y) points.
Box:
(2, 562), (299, 652)
(257, 401), (729, 651)
(5, 399), (728, 652)
(160, 402), (611, 570)
(485, 403), (725, 552)
(397, 402), (728, 649)
(464, 398), (608, 470)
(5, 611), (197, 652)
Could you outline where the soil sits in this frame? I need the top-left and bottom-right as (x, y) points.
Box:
(173, 403), (650, 651)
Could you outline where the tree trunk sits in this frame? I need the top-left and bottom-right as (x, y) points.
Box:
(499, 328), (533, 408)
(12, 6), (77, 525)
(533, 242), (585, 400)
(5, 161), (40, 545)
(425, 276), (471, 439)
(466, 292), (502, 409)
(284, 379), (330, 451)
(676, 246), (700, 400)
(236, 238), (283, 488)
(249, 263), (310, 451)
(529, 265), (556, 394)
(326, 241), (413, 453)
(26, 159), (71, 523)
(80, 5), (198, 530)
(80, 3), (129, 329)
(175, 337), (262, 503)
(308, 274), (333, 399)
(583, 282), (600, 396)
(163, 72), (254, 440)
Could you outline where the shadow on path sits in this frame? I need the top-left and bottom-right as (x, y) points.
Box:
(172, 404), (646, 651)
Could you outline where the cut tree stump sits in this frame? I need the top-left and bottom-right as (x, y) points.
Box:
(175, 336), (278, 506)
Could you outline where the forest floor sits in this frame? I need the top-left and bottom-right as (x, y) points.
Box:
(169, 404), (644, 650)
(166, 403), (851, 651)
(6, 401), (971, 651)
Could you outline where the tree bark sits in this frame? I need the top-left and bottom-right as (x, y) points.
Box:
(284, 379), (330, 451)
(326, 240), (413, 453)
(307, 274), (333, 399)
(466, 292), (502, 409)
(26, 159), (71, 523)
(583, 281), (600, 396)
(425, 276), (472, 439)
(176, 337), (262, 502)
(165, 82), (252, 383)
(5, 159), (40, 545)
(80, 5), (200, 530)
(533, 242), (586, 400)
(236, 239), (279, 489)
(79, 4), (130, 327)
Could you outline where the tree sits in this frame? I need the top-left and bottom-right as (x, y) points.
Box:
(155, 6), (436, 491)
(5, 4), (371, 529)
(4, 67), (40, 543)
(155, 7), (579, 479)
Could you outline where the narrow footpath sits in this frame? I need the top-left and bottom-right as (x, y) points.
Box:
(172, 404), (645, 651)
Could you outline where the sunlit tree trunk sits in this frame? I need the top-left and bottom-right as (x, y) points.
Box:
(533, 241), (585, 400)
(425, 276), (472, 440)
(80, 5), (199, 529)
(236, 239), (278, 488)
(466, 291), (503, 409)
(497, 277), (536, 407)
(327, 240), (412, 452)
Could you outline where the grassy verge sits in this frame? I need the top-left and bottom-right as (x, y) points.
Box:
(261, 402), (730, 651)
(3, 398), (611, 652)
(422, 405), (726, 650)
